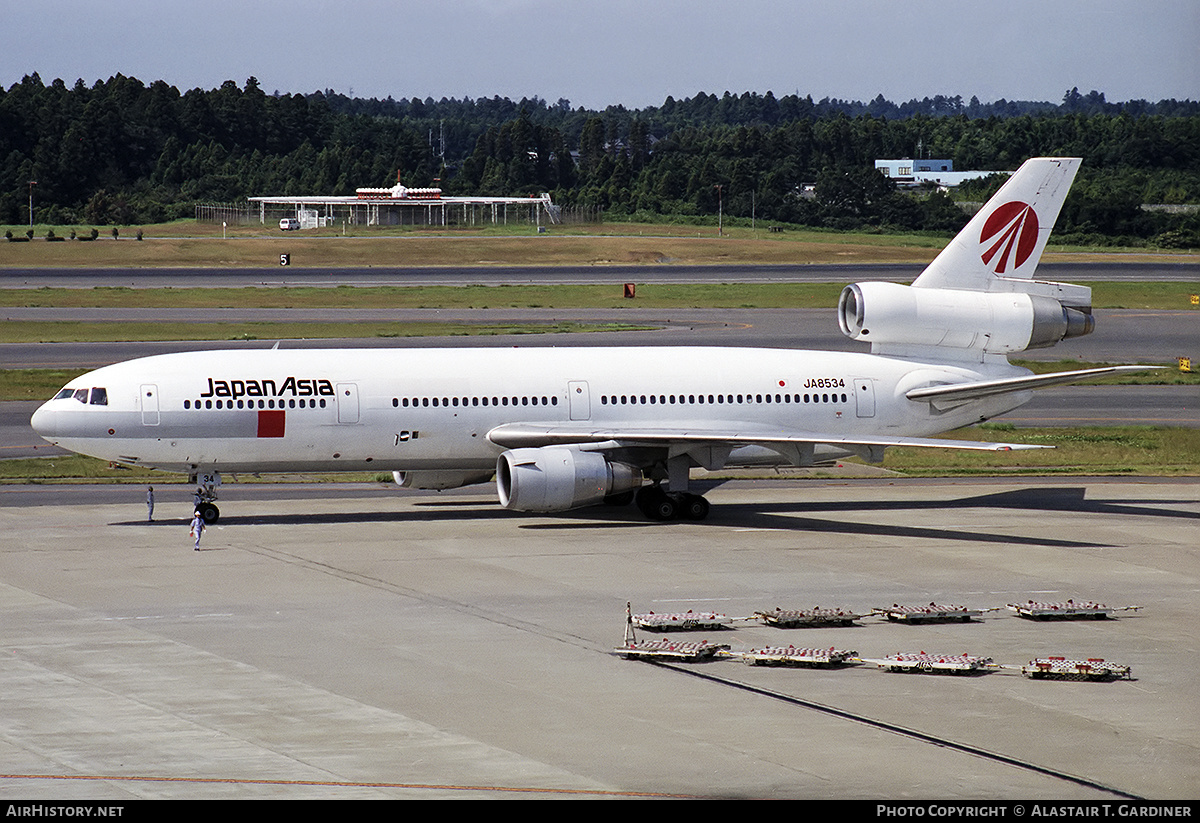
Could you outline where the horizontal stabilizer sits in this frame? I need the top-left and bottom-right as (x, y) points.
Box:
(906, 365), (1161, 403)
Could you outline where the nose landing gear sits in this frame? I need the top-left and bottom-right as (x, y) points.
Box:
(196, 501), (220, 524)
(190, 471), (222, 524)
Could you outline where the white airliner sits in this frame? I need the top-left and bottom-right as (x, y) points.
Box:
(31, 157), (1144, 522)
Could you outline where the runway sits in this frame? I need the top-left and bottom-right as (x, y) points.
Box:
(1, 479), (1196, 798)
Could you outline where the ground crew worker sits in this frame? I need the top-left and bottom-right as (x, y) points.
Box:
(190, 510), (205, 551)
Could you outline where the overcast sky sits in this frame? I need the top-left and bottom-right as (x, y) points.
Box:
(3, 0), (1196, 109)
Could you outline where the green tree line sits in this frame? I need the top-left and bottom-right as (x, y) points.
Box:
(2, 74), (1198, 246)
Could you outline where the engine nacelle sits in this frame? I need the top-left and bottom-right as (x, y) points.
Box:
(393, 470), (494, 490)
(838, 282), (1093, 354)
(496, 447), (642, 513)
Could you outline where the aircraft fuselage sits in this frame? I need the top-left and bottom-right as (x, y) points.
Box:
(32, 345), (1028, 475)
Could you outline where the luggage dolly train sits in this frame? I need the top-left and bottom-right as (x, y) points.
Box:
(613, 600), (1138, 681)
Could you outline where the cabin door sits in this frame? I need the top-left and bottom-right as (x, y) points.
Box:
(567, 381), (590, 421)
(140, 384), (160, 426)
(336, 382), (360, 423)
(854, 378), (876, 418)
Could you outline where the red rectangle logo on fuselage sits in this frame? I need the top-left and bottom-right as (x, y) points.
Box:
(257, 410), (286, 437)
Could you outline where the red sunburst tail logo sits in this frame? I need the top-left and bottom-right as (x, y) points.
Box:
(979, 201), (1039, 274)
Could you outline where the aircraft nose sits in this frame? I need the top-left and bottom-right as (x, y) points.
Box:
(30, 403), (57, 438)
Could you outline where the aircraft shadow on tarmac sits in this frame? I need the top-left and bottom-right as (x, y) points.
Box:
(114, 486), (1196, 549)
(520, 486), (1199, 547)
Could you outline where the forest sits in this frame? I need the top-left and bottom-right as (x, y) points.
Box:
(2, 73), (1198, 247)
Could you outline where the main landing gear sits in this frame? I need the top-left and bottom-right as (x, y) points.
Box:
(634, 485), (710, 522)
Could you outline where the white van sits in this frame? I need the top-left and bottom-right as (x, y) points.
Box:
(279, 218), (300, 231)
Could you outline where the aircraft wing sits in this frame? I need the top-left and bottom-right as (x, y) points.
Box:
(905, 365), (1160, 403)
(486, 423), (1048, 453)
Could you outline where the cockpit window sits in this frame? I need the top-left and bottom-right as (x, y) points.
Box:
(53, 387), (107, 404)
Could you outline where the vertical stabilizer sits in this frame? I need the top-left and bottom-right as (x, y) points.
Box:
(912, 157), (1081, 292)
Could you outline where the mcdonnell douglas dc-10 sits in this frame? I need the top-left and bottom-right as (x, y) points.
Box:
(32, 158), (1144, 522)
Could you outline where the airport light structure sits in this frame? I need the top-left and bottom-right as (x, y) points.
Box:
(714, 184), (723, 236)
(28, 180), (36, 228)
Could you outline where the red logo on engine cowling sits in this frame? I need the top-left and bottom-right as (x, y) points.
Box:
(980, 201), (1039, 273)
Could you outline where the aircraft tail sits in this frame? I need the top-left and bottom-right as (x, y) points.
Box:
(912, 157), (1081, 293)
(838, 157), (1095, 360)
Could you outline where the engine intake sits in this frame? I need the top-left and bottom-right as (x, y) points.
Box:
(497, 447), (642, 513)
(838, 282), (1093, 354)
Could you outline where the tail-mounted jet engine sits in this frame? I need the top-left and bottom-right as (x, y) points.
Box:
(497, 446), (642, 513)
(838, 282), (1094, 354)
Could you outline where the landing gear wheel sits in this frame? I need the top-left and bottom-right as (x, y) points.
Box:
(679, 493), (710, 521)
(635, 486), (677, 521)
(198, 503), (220, 524)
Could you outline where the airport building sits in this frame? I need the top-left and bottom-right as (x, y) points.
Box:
(246, 180), (560, 229)
(875, 158), (993, 188)
(198, 173), (563, 228)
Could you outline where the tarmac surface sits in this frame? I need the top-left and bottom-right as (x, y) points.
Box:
(1, 478), (1197, 799)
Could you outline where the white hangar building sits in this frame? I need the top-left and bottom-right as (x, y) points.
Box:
(875, 159), (993, 188)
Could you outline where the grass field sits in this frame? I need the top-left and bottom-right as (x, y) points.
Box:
(4, 219), (1197, 268)
(0, 319), (651, 346)
(0, 281), (1196, 311)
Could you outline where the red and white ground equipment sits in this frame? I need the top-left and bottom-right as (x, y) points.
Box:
(1007, 599), (1138, 620)
(754, 607), (865, 627)
(739, 646), (859, 667)
(614, 639), (731, 662)
(632, 610), (732, 632)
(876, 603), (986, 623)
(1022, 657), (1132, 680)
(872, 652), (995, 674)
